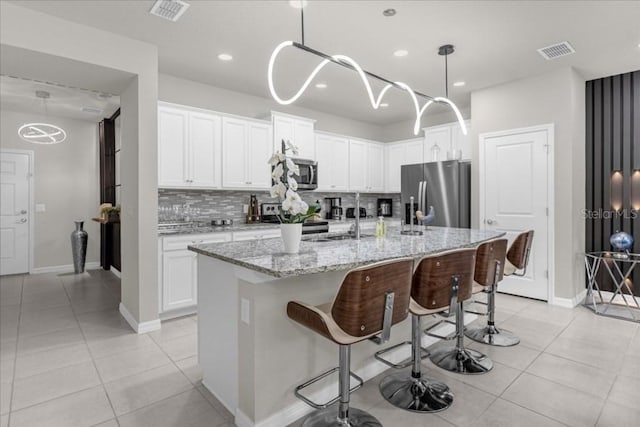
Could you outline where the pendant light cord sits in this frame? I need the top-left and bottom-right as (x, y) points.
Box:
(300, 3), (305, 46)
(444, 53), (449, 98)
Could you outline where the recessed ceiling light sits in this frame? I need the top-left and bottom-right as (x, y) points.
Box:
(217, 53), (233, 61)
(289, 0), (307, 9)
(393, 49), (408, 57)
(383, 8), (396, 17)
(315, 83), (327, 89)
(453, 81), (466, 87)
(380, 103), (389, 107)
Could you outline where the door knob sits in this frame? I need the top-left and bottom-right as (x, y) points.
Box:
(18, 218), (27, 223)
(486, 219), (495, 225)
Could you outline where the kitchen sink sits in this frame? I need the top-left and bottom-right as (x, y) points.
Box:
(304, 233), (374, 242)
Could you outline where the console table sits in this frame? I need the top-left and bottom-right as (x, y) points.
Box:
(584, 251), (640, 322)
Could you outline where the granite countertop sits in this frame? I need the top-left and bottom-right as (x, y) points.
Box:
(188, 227), (504, 278)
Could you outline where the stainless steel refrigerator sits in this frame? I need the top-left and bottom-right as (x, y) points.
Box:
(401, 160), (471, 228)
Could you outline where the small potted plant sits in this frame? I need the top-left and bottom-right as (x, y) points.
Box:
(100, 205), (121, 223)
(269, 140), (317, 253)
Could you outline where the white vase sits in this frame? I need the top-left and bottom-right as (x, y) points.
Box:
(280, 223), (303, 254)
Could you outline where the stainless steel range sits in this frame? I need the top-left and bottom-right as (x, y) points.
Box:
(260, 202), (329, 234)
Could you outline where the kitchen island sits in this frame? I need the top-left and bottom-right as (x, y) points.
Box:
(189, 227), (502, 427)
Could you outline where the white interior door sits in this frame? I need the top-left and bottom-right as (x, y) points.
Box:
(481, 127), (550, 300)
(1, 151), (31, 275)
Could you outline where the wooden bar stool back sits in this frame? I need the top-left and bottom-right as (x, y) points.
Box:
(505, 230), (535, 276)
(287, 258), (414, 427)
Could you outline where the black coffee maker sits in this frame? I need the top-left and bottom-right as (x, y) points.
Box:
(325, 197), (343, 220)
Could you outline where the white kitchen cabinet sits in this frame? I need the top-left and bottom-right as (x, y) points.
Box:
(159, 232), (232, 318)
(404, 139), (425, 165)
(316, 132), (350, 192)
(272, 112), (316, 160)
(222, 117), (273, 189)
(158, 104), (222, 188)
(384, 143), (406, 193)
(349, 138), (384, 193)
(422, 120), (472, 161)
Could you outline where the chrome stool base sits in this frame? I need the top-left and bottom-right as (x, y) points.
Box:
(302, 407), (382, 427)
(430, 344), (493, 374)
(465, 324), (520, 347)
(379, 370), (453, 413)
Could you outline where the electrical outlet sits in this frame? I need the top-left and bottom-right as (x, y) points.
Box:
(243, 204), (249, 214)
(35, 203), (46, 213)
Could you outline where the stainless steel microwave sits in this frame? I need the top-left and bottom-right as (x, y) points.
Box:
(273, 158), (317, 190)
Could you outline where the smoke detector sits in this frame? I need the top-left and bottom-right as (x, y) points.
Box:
(537, 41), (575, 60)
(149, 0), (190, 22)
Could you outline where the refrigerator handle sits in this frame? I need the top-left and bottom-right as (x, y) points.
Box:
(420, 180), (427, 213)
(418, 181), (423, 214)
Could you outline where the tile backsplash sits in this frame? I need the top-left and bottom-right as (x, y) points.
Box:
(158, 189), (401, 223)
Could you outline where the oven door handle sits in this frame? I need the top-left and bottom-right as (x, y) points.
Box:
(309, 163), (315, 185)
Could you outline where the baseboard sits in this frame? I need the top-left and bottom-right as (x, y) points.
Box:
(31, 261), (100, 275)
(159, 305), (197, 321)
(119, 303), (161, 334)
(551, 289), (588, 308)
(110, 268), (121, 279)
(234, 313), (478, 427)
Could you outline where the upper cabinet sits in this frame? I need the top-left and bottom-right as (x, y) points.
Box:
(316, 132), (349, 192)
(221, 117), (272, 189)
(158, 103), (222, 189)
(272, 112), (316, 159)
(423, 120), (472, 162)
(349, 138), (384, 193)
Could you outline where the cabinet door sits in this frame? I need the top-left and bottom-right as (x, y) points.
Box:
(158, 107), (188, 187)
(190, 112), (221, 188)
(452, 120), (472, 160)
(162, 250), (197, 312)
(424, 126), (451, 162)
(385, 144), (405, 192)
(222, 117), (249, 188)
(247, 122), (272, 189)
(315, 133), (334, 191)
(293, 120), (315, 159)
(367, 142), (385, 192)
(332, 136), (350, 191)
(273, 116), (294, 153)
(348, 139), (368, 192)
(404, 139), (425, 165)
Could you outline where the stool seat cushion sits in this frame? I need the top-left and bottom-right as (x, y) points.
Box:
(409, 298), (448, 316)
(287, 300), (376, 345)
(503, 260), (518, 276)
(472, 282), (485, 294)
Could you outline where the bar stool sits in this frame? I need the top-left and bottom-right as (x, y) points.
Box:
(287, 258), (414, 427)
(375, 248), (476, 412)
(504, 230), (534, 277)
(464, 239), (519, 346)
(428, 249), (494, 374)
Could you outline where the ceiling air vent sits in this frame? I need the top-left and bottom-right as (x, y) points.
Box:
(537, 41), (575, 60)
(149, 0), (190, 22)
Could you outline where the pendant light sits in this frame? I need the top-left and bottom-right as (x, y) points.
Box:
(267, 8), (467, 136)
(18, 90), (67, 145)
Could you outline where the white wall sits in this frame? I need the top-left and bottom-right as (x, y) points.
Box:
(0, 110), (100, 270)
(1, 2), (159, 326)
(159, 74), (384, 141)
(471, 67), (586, 301)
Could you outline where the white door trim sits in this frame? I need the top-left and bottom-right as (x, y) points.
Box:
(478, 123), (555, 303)
(1, 149), (35, 274)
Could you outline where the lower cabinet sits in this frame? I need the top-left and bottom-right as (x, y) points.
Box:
(159, 232), (232, 319)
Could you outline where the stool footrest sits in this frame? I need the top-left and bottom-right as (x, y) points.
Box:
(294, 367), (364, 409)
(424, 319), (457, 340)
(374, 341), (429, 369)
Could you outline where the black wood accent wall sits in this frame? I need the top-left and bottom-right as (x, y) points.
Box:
(586, 70), (640, 294)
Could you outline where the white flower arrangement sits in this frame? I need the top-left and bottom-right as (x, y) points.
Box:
(268, 140), (317, 223)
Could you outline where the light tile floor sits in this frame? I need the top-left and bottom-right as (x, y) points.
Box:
(1, 270), (639, 426)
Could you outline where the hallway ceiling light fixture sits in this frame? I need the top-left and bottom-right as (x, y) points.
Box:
(149, 0), (190, 22)
(217, 53), (233, 61)
(393, 49), (408, 57)
(18, 90), (67, 144)
(267, 7), (466, 136)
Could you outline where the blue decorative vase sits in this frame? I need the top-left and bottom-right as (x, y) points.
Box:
(610, 231), (634, 251)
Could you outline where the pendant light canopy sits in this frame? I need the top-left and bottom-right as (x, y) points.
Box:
(18, 90), (67, 145)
